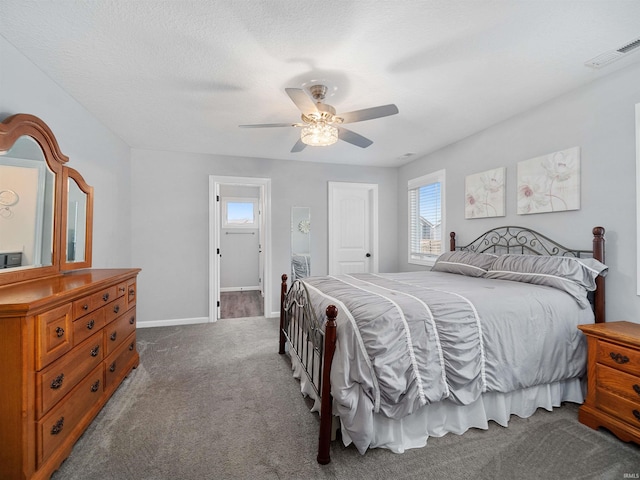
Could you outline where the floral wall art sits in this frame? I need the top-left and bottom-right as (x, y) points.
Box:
(517, 146), (580, 215)
(465, 167), (505, 219)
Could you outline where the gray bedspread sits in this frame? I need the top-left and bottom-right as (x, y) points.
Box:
(300, 271), (594, 452)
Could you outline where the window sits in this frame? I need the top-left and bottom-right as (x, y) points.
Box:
(408, 170), (446, 266)
(222, 197), (258, 228)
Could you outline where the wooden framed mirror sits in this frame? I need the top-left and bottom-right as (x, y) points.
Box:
(0, 114), (93, 286)
(60, 167), (93, 270)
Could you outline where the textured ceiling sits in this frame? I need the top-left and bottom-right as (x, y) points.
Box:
(2, 1), (640, 167)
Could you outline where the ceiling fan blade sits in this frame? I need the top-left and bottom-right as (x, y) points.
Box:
(339, 104), (399, 124)
(239, 123), (301, 128)
(291, 138), (307, 153)
(285, 88), (318, 115)
(337, 127), (373, 148)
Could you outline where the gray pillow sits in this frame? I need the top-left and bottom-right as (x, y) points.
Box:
(431, 251), (498, 277)
(485, 254), (608, 308)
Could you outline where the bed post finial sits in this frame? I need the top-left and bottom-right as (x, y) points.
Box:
(450, 232), (456, 251)
(318, 304), (338, 465)
(592, 227), (605, 323)
(279, 274), (288, 354)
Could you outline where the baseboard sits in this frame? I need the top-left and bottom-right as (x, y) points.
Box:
(137, 317), (209, 328)
(220, 286), (261, 292)
(138, 312), (279, 328)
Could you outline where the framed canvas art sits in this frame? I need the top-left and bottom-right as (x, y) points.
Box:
(517, 147), (580, 215)
(465, 167), (505, 219)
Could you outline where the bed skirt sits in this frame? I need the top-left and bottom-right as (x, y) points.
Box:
(288, 344), (585, 454)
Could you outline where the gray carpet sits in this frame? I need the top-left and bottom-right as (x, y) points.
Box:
(52, 317), (640, 480)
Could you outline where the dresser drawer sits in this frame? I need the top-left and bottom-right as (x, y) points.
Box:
(104, 307), (136, 356)
(127, 279), (137, 309)
(37, 364), (103, 467)
(73, 307), (106, 345)
(597, 363), (640, 404)
(104, 332), (137, 392)
(73, 285), (118, 319)
(104, 295), (128, 325)
(116, 281), (128, 298)
(37, 331), (103, 417)
(36, 304), (74, 370)
(597, 339), (640, 376)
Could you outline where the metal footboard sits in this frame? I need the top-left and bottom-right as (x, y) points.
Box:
(279, 274), (337, 464)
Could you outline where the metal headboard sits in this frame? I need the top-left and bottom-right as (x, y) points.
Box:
(449, 225), (606, 323)
(451, 225), (593, 258)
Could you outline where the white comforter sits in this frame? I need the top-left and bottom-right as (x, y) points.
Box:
(301, 271), (594, 453)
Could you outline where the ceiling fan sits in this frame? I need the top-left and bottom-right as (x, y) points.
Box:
(239, 84), (399, 152)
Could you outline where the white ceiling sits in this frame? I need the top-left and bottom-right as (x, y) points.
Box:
(2, 1), (640, 167)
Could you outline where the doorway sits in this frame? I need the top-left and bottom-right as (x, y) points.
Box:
(209, 176), (272, 321)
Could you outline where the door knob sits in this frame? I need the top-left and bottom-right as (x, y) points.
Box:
(365, 253), (371, 258)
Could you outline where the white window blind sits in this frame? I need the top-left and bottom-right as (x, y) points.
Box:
(408, 170), (446, 265)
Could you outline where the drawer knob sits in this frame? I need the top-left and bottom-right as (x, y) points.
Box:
(634, 410), (640, 422)
(90, 345), (100, 357)
(110, 332), (117, 341)
(113, 305), (120, 314)
(86, 319), (95, 330)
(109, 362), (116, 372)
(51, 417), (64, 435)
(55, 327), (65, 338)
(119, 286), (126, 292)
(91, 380), (100, 392)
(129, 288), (135, 296)
(610, 352), (630, 364)
(634, 385), (640, 396)
(50, 373), (64, 390)
(103, 293), (110, 302)
(129, 316), (135, 325)
(82, 304), (89, 310)
(129, 342), (135, 351)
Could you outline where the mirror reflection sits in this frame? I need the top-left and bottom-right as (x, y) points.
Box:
(66, 177), (88, 262)
(0, 135), (55, 271)
(291, 206), (311, 280)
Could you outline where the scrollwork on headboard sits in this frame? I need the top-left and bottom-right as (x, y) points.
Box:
(451, 226), (592, 258)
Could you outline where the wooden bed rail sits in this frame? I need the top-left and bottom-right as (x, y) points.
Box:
(317, 305), (337, 465)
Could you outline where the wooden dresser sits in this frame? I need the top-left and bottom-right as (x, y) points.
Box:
(578, 321), (640, 444)
(0, 268), (140, 479)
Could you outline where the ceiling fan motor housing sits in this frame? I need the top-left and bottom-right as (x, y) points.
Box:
(309, 84), (328, 101)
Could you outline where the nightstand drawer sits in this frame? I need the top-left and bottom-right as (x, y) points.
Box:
(596, 364), (640, 404)
(597, 339), (640, 376)
(596, 389), (640, 429)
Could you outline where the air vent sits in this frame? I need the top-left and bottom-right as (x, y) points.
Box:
(585, 36), (640, 69)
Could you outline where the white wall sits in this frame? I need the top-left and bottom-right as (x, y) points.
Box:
(398, 61), (640, 324)
(131, 149), (398, 323)
(0, 35), (132, 269)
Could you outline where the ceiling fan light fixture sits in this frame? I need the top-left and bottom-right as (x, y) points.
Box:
(300, 122), (338, 147)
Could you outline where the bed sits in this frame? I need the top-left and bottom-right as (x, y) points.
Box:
(278, 226), (607, 464)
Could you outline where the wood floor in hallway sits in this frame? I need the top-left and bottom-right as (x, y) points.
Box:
(220, 290), (263, 319)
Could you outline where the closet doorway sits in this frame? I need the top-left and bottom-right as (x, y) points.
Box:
(209, 176), (272, 322)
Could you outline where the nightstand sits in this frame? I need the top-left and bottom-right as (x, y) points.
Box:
(578, 321), (640, 444)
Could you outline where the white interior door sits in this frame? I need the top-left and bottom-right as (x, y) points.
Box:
(328, 182), (378, 275)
